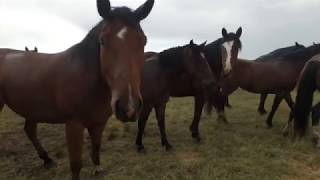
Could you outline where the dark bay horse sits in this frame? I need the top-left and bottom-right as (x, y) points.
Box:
(186, 27), (243, 140)
(293, 54), (320, 147)
(25, 46), (38, 52)
(136, 40), (216, 152)
(0, 0), (154, 179)
(135, 28), (242, 150)
(255, 42), (306, 114)
(213, 43), (320, 129)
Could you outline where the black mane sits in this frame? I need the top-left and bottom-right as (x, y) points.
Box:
(256, 44), (305, 61)
(204, 38), (224, 77)
(284, 44), (320, 64)
(158, 45), (187, 72)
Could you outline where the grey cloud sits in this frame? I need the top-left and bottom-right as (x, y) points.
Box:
(1, 0), (320, 59)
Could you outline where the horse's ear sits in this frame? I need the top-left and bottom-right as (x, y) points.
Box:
(189, 40), (195, 47)
(97, 0), (111, 19)
(200, 41), (207, 47)
(134, 0), (155, 21)
(295, 42), (299, 46)
(25, 47), (29, 51)
(222, 28), (228, 38)
(236, 27), (242, 38)
(34, 47), (38, 52)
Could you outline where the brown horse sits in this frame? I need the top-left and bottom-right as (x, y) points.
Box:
(212, 43), (320, 128)
(292, 54), (320, 147)
(255, 42), (306, 114)
(0, 0), (154, 179)
(135, 40), (216, 152)
(25, 46), (38, 52)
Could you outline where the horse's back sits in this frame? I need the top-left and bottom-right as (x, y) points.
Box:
(0, 48), (104, 122)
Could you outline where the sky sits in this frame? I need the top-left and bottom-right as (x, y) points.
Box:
(0, 0), (319, 59)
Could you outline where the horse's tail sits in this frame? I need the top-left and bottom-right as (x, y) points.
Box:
(205, 89), (226, 115)
(294, 61), (320, 137)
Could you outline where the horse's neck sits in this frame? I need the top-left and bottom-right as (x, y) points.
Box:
(233, 58), (251, 70)
(229, 59), (253, 88)
(64, 34), (109, 97)
(158, 51), (185, 79)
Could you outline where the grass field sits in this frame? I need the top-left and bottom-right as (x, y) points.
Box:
(0, 90), (320, 180)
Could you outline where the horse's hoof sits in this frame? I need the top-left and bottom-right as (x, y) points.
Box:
(282, 130), (289, 137)
(43, 160), (57, 169)
(165, 144), (173, 151)
(192, 133), (201, 143)
(137, 145), (146, 153)
(266, 122), (273, 129)
(92, 166), (107, 176)
(218, 118), (229, 124)
(226, 104), (232, 109)
(193, 137), (201, 144)
(258, 109), (267, 115)
(189, 126), (193, 132)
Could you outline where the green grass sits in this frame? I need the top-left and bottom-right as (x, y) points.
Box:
(0, 90), (320, 180)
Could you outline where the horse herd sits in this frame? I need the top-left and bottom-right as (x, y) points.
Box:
(1, 0), (319, 179)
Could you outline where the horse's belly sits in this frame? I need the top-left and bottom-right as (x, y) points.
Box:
(6, 100), (68, 122)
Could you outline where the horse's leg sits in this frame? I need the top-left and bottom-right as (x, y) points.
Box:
(311, 103), (320, 148)
(155, 103), (172, 151)
(24, 120), (55, 168)
(225, 96), (232, 108)
(258, 93), (268, 115)
(135, 105), (152, 153)
(216, 95), (228, 124)
(88, 122), (106, 175)
(66, 120), (84, 180)
(282, 93), (295, 136)
(266, 94), (284, 128)
(189, 95), (204, 142)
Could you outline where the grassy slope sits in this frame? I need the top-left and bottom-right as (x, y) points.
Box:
(0, 90), (320, 180)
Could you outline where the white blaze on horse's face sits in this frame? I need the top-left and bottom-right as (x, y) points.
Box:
(117, 26), (128, 40)
(222, 40), (234, 74)
(200, 52), (206, 59)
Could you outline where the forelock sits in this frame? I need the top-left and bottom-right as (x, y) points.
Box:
(109, 7), (140, 27)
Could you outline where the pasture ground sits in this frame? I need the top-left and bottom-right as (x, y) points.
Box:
(0, 90), (320, 180)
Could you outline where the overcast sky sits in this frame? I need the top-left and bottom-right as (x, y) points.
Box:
(0, 0), (319, 59)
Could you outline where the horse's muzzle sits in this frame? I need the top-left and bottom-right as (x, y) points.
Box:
(114, 100), (142, 122)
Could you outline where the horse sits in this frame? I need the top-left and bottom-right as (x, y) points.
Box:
(188, 27), (243, 140)
(255, 42), (306, 115)
(135, 40), (217, 152)
(0, 0), (154, 179)
(209, 43), (320, 129)
(136, 27), (242, 146)
(292, 54), (320, 147)
(25, 46), (38, 52)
